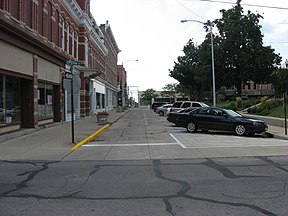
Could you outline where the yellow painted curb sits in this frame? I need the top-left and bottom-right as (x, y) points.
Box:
(71, 124), (110, 151)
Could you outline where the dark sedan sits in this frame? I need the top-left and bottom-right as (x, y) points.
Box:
(170, 107), (268, 136)
(167, 107), (199, 126)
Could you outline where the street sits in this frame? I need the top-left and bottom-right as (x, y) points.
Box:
(1, 108), (288, 216)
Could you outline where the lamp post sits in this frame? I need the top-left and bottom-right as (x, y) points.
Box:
(181, 19), (216, 107)
(284, 59), (288, 135)
(121, 59), (139, 107)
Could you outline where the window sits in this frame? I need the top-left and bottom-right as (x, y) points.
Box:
(172, 102), (182, 108)
(72, 30), (75, 57)
(38, 82), (54, 119)
(192, 103), (202, 107)
(197, 107), (209, 115)
(247, 83), (251, 90)
(85, 37), (89, 66)
(76, 34), (79, 59)
(182, 102), (191, 108)
(48, 2), (52, 41)
(0, 75), (20, 124)
(61, 18), (65, 51)
(66, 25), (70, 54)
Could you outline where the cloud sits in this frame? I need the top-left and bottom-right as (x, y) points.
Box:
(91, 0), (288, 91)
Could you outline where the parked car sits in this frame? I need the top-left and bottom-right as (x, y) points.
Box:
(0, 107), (17, 123)
(151, 102), (169, 112)
(167, 107), (201, 126)
(156, 104), (173, 116)
(166, 101), (209, 114)
(170, 107), (268, 136)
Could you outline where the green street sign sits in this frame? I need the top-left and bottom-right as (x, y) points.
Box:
(66, 60), (81, 65)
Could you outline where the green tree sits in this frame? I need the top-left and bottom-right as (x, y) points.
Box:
(141, 88), (158, 105)
(271, 68), (288, 96)
(213, 1), (281, 96)
(169, 40), (211, 100)
(161, 83), (178, 102)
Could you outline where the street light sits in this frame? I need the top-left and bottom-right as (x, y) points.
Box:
(284, 59), (288, 135)
(121, 59), (139, 107)
(181, 19), (216, 107)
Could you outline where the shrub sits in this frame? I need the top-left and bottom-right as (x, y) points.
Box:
(258, 109), (271, 116)
(236, 97), (242, 109)
(260, 96), (269, 103)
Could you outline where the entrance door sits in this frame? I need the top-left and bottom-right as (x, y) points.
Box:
(20, 79), (34, 128)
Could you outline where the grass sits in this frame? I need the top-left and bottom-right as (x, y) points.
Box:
(269, 105), (288, 118)
(217, 97), (288, 118)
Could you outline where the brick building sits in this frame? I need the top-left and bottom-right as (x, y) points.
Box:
(117, 65), (127, 107)
(0, 0), (120, 134)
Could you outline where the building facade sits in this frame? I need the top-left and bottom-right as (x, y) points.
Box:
(0, 0), (120, 134)
(117, 65), (127, 107)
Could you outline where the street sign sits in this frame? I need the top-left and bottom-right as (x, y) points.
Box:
(63, 74), (81, 93)
(66, 60), (81, 65)
(65, 72), (73, 79)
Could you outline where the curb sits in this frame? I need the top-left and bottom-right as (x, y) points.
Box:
(71, 124), (110, 151)
(272, 134), (288, 140)
(264, 131), (288, 140)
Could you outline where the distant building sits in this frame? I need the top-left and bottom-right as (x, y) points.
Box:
(224, 81), (274, 99)
(139, 81), (274, 106)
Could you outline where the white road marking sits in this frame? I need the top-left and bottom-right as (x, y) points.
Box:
(84, 134), (184, 147)
(83, 132), (288, 149)
(169, 133), (187, 148)
(84, 143), (178, 147)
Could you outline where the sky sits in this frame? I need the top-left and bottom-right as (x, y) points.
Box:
(90, 0), (288, 94)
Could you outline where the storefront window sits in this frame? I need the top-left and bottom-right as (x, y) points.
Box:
(96, 93), (100, 109)
(102, 94), (105, 108)
(38, 82), (54, 119)
(0, 74), (20, 125)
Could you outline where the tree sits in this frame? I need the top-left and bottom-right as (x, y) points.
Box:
(161, 83), (178, 102)
(169, 40), (211, 100)
(213, 2), (281, 96)
(141, 88), (158, 105)
(271, 68), (288, 96)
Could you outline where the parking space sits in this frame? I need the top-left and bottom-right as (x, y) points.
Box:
(169, 129), (288, 148)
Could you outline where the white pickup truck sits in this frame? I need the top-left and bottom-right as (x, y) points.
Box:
(166, 101), (209, 114)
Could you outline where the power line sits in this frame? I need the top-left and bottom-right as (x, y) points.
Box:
(196, 0), (288, 10)
(175, 0), (206, 21)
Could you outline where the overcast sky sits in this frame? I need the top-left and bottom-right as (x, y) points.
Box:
(90, 0), (288, 94)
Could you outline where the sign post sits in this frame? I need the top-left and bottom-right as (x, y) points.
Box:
(65, 60), (81, 143)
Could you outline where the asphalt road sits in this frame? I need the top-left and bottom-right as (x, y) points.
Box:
(1, 108), (288, 216)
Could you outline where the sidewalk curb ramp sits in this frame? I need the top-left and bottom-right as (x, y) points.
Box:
(71, 124), (109, 151)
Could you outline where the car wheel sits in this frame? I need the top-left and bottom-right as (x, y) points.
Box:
(159, 111), (164, 116)
(234, 124), (246, 136)
(186, 122), (197, 133)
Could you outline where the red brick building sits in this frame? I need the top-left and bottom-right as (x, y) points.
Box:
(0, 0), (120, 134)
(117, 65), (127, 107)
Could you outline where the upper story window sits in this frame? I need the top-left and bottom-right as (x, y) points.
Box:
(76, 34), (79, 60)
(66, 25), (70, 54)
(61, 18), (65, 51)
(85, 37), (89, 66)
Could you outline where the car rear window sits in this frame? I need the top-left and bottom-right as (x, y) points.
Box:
(192, 103), (202, 107)
(173, 102), (182, 108)
(182, 102), (191, 108)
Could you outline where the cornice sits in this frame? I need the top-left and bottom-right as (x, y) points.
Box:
(59, 0), (108, 55)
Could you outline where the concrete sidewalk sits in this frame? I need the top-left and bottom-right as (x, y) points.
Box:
(0, 109), (128, 161)
(265, 124), (288, 140)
